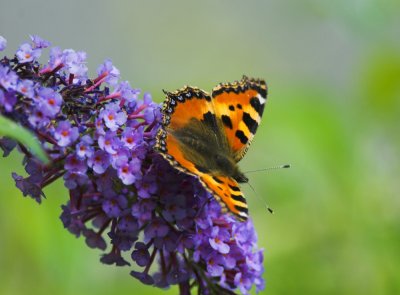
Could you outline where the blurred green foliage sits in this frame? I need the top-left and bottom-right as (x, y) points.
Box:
(0, 1), (399, 295)
(0, 116), (49, 163)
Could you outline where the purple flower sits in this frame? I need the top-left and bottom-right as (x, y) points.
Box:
(121, 126), (143, 149)
(209, 226), (230, 254)
(102, 195), (127, 218)
(114, 81), (140, 104)
(30, 35), (51, 49)
(100, 102), (127, 131)
(16, 43), (41, 63)
(88, 150), (111, 174)
(144, 217), (169, 240)
(44, 47), (88, 82)
(98, 131), (119, 154)
(64, 154), (87, 173)
(234, 272), (253, 295)
(54, 120), (79, 147)
(62, 49), (88, 82)
(83, 228), (107, 250)
(0, 36), (6, 51)
(0, 65), (18, 90)
(75, 135), (94, 158)
(0, 89), (17, 112)
(131, 242), (151, 267)
(36, 87), (62, 117)
(130, 270), (154, 285)
(47, 46), (64, 70)
(0, 137), (17, 157)
(28, 108), (50, 128)
(136, 173), (157, 199)
(16, 79), (35, 99)
(97, 59), (120, 86)
(116, 158), (141, 185)
(63, 171), (89, 190)
(206, 254), (225, 277)
(12, 172), (45, 203)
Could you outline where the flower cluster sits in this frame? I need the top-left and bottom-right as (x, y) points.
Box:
(0, 36), (265, 295)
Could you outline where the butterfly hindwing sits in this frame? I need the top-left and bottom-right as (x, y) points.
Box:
(199, 174), (248, 220)
(212, 76), (267, 162)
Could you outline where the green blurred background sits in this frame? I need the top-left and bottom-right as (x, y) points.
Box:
(1, 1), (400, 294)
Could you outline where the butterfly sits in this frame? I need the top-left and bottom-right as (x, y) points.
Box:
(155, 76), (267, 220)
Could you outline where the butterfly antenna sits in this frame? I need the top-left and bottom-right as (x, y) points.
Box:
(246, 181), (274, 214)
(244, 164), (291, 174)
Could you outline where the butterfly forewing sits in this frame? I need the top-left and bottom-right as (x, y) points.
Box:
(212, 76), (267, 162)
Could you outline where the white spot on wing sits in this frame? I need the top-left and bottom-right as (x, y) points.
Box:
(257, 94), (266, 105)
(238, 211), (248, 218)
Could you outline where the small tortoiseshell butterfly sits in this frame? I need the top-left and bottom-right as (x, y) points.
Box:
(155, 76), (267, 220)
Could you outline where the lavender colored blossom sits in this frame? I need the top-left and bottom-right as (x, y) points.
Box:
(16, 43), (41, 63)
(62, 49), (88, 82)
(97, 59), (120, 86)
(98, 131), (119, 154)
(16, 79), (35, 99)
(47, 47), (64, 70)
(64, 154), (87, 173)
(30, 35), (51, 49)
(0, 137), (16, 157)
(100, 102), (127, 131)
(87, 150), (111, 174)
(0, 36), (6, 51)
(113, 81), (140, 104)
(0, 89), (16, 112)
(0, 65), (18, 90)
(209, 226), (230, 254)
(54, 120), (79, 147)
(0, 35), (266, 295)
(36, 87), (62, 117)
(116, 158), (141, 185)
(75, 135), (94, 158)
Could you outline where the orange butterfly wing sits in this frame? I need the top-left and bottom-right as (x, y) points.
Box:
(212, 76), (267, 162)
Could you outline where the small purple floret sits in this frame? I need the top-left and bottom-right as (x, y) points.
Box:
(16, 43), (41, 63)
(0, 36), (6, 51)
(54, 120), (79, 147)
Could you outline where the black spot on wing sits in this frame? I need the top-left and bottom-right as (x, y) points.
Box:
(242, 112), (258, 134)
(202, 111), (217, 130)
(229, 105), (235, 111)
(235, 130), (248, 144)
(236, 104), (242, 109)
(231, 193), (246, 204)
(228, 184), (240, 192)
(195, 164), (210, 174)
(212, 176), (223, 184)
(221, 115), (233, 129)
(250, 96), (264, 117)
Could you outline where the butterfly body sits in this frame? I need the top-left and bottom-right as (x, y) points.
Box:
(155, 76), (267, 220)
